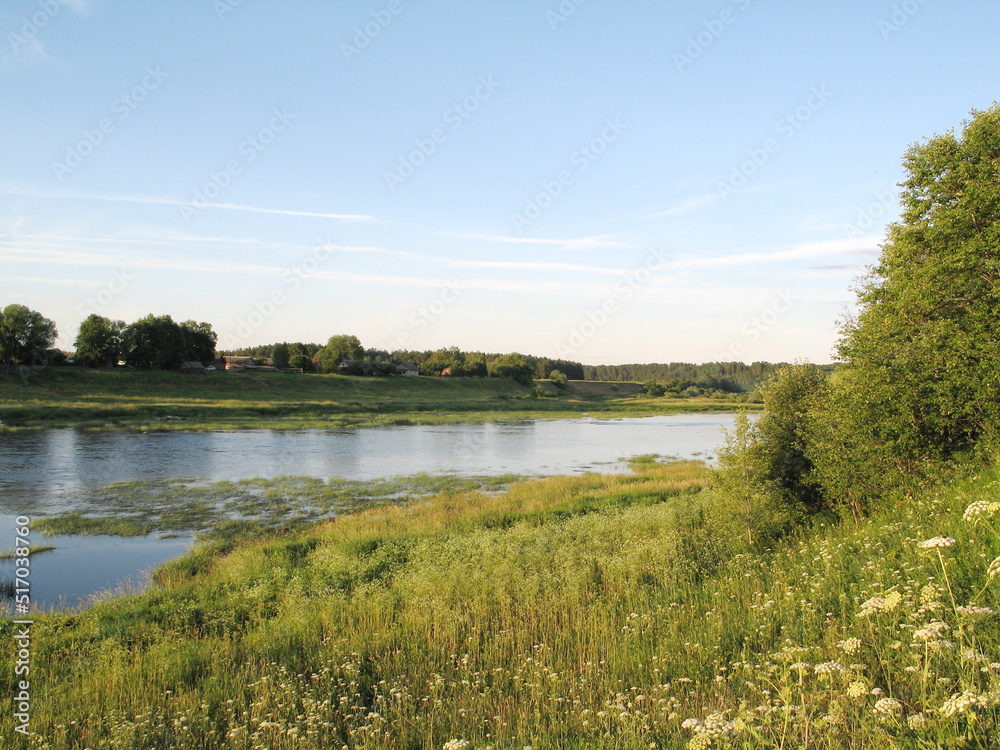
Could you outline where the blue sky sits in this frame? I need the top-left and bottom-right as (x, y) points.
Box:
(2, 0), (998, 364)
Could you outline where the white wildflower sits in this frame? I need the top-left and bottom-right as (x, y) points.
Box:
(443, 740), (470, 750)
(963, 500), (1000, 521)
(814, 661), (846, 674)
(917, 537), (956, 549)
(913, 621), (950, 641)
(873, 698), (904, 716)
(907, 713), (928, 730)
(846, 680), (867, 698)
(940, 690), (981, 717)
(859, 596), (886, 616)
(837, 637), (862, 655)
(957, 605), (995, 618)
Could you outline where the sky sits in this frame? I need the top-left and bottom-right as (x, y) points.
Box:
(1, 0), (998, 365)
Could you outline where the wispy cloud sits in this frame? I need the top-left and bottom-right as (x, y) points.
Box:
(646, 192), (721, 219)
(9, 233), (631, 277)
(0, 187), (373, 222)
(662, 237), (880, 271)
(0, 244), (606, 298)
(443, 231), (635, 250)
(2, 276), (98, 286)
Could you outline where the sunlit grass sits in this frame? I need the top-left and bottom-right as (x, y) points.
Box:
(5, 460), (999, 748)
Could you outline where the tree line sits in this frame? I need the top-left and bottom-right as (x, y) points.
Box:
(222, 338), (585, 385)
(74, 314), (218, 369)
(2, 305), (805, 394)
(588, 361), (808, 393)
(716, 105), (1000, 540)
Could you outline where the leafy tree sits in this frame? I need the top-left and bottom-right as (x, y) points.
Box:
(179, 320), (217, 364)
(813, 105), (1000, 512)
(122, 315), (187, 370)
(288, 354), (313, 371)
(316, 335), (364, 373)
(712, 411), (791, 546)
(0, 304), (57, 366)
(421, 347), (461, 376)
(488, 353), (534, 386)
(271, 342), (290, 370)
(641, 380), (665, 397)
(751, 363), (828, 513)
(74, 314), (125, 367)
(549, 369), (568, 389)
(465, 353), (488, 378)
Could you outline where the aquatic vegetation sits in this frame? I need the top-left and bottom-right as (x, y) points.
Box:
(0, 544), (54, 558)
(34, 474), (525, 539)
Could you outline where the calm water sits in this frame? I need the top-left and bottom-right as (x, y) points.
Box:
(0, 413), (737, 609)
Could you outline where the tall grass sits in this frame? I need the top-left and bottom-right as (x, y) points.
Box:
(4, 460), (1000, 748)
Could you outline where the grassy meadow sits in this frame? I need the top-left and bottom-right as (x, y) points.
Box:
(4, 459), (1000, 748)
(0, 367), (754, 432)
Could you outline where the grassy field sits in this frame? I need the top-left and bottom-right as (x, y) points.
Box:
(4, 459), (1000, 748)
(0, 368), (756, 432)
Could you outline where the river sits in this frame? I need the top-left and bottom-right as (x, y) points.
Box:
(0, 413), (738, 610)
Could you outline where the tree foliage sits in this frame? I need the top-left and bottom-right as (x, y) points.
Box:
(121, 315), (217, 370)
(721, 107), (1000, 521)
(813, 105), (1000, 510)
(316, 335), (365, 373)
(271, 342), (290, 370)
(0, 304), (58, 366)
(752, 363), (828, 513)
(488, 353), (534, 386)
(712, 411), (790, 546)
(180, 320), (218, 364)
(74, 314), (125, 367)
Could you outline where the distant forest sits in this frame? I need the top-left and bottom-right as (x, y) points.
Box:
(222, 340), (815, 393)
(581, 361), (836, 392)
